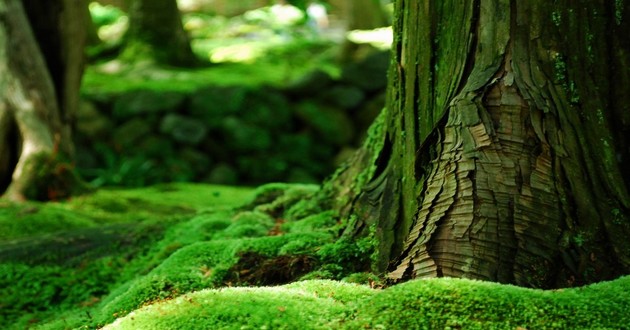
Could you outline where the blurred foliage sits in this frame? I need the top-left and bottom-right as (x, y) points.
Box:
(89, 2), (125, 28)
(78, 144), (195, 188)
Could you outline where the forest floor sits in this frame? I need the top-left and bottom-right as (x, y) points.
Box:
(1, 183), (629, 329)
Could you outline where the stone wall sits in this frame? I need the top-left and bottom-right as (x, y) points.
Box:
(75, 51), (389, 187)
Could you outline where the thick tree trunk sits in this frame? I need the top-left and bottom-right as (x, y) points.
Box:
(123, 0), (197, 66)
(0, 0), (87, 201)
(327, 0), (630, 288)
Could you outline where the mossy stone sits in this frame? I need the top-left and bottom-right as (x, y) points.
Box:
(159, 114), (208, 145)
(112, 90), (187, 120)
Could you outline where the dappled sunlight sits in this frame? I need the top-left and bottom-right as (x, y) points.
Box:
(203, 40), (272, 63)
(346, 26), (393, 50)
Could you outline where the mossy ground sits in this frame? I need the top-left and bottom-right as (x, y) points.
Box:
(1, 183), (629, 329)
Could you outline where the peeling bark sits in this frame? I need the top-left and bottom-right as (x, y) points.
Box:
(329, 0), (630, 288)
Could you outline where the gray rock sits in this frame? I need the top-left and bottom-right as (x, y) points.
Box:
(319, 84), (365, 110)
(136, 135), (175, 157)
(76, 101), (114, 140)
(287, 168), (319, 184)
(160, 114), (208, 145)
(340, 50), (390, 92)
(295, 102), (355, 146)
(221, 117), (273, 152)
(188, 86), (248, 127)
(113, 90), (187, 120)
(204, 163), (239, 185)
(240, 88), (292, 130)
(177, 147), (212, 175)
(284, 69), (334, 96)
(113, 118), (153, 148)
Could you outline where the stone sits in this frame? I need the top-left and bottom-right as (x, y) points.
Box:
(177, 147), (212, 175)
(113, 118), (153, 148)
(220, 117), (273, 152)
(286, 168), (319, 184)
(136, 135), (175, 157)
(318, 84), (365, 110)
(188, 85), (248, 128)
(284, 69), (334, 96)
(160, 114), (208, 145)
(340, 50), (390, 92)
(295, 102), (355, 146)
(236, 156), (288, 183)
(204, 163), (239, 185)
(239, 87), (293, 130)
(112, 90), (187, 120)
(75, 100), (114, 140)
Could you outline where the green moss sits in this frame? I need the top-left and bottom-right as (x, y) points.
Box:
(94, 232), (327, 324)
(5, 183), (629, 330)
(215, 211), (276, 239)
(0, 184), (258, 328)
(346, 277), (630, 329)
(278, 232), (332, 255)
(88, 183), (255, 212)
(96, 239), (243, 325)
(99, 277), (630, 330)
(82, 61), (295, 96)
(0, 201), (96, 240)
(281, 211), (338, 234)
(0, 257), (131, 328)
(101, 284), (350, 330)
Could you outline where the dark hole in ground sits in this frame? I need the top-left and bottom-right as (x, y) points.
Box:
(226, 252), (317, 286)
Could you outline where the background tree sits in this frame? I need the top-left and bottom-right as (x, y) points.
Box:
(122, 0), (198, 66)
(339, 0), (389, 61)
(1, 0), (88, 201)
(323, 0), (630, 288)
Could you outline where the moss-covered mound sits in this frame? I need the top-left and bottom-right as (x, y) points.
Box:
(1, 183), (629, 329)
(102, 276), (630, 329)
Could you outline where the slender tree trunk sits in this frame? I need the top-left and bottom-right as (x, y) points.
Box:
(0, 0), (87, 201)
(326, 0), (630, 288)
(123, 0), (197, 66)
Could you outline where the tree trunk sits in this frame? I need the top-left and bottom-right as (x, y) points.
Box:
(339, 0), (389, 62)
(327, 0), (630, 288)
(122, 0), (198, 66)
(0, 0), (87, 201)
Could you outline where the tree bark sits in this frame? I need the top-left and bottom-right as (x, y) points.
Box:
(0, 0), (87, 201)
(328, 0), (630, 288)
(123, 0), (197, 66)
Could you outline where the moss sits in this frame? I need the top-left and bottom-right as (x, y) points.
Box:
(346, 277), (630, 329)
(216, 211), (276, 239)
(278, 232), (332, 255)
(6, 183), (630, 330)
(99, 277), (630, 330)
(0, 257), (131, 328)
(93, 226), (337, 325)
(0, 201), (97, 240)
(81, 60), (297, 96)
(101, 284), (350, 330)
(281, 211), (338, 234)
